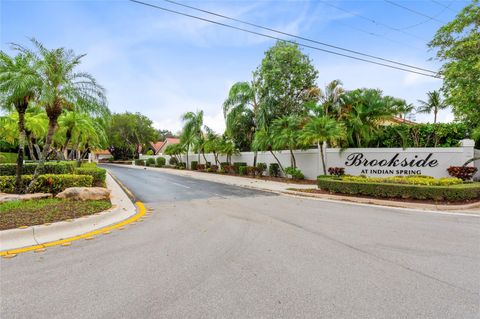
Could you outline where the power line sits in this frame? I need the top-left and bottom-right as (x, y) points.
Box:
(162, 0), (433, 73)
(384, 0), (447, 24)
(317, 1), (429, 42)
(129, 0), (441, 78)
(430, 0), (459, 13)
(396, 0), (454, 30)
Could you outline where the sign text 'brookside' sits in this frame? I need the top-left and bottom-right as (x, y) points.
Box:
(344, 153), (438, 175)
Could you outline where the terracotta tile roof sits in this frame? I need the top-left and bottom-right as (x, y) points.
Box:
(151, 141), (166, 152)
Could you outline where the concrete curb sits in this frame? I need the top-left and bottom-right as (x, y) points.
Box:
(0, 173), (136, 252)
(107, 164), (480, 214)
(282, 191), (480, 215)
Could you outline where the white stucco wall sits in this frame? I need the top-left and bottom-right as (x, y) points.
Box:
(140, 139), (475, 180)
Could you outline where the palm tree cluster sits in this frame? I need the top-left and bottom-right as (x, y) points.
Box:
(0, 39), (109, 192)
(174, 110), (239, 168)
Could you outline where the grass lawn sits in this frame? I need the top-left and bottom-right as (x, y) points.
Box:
(0, 199), (111, 230)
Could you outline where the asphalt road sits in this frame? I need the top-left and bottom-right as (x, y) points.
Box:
(1, 165), (479, 318)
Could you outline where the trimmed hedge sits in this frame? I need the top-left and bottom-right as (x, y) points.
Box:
(191, 161), (198, 170)
(0, 174), (93, 194)
(134, 159), (145, 166)
(0, 152), (18, 163)
(156, 157), (166, 167)
(0, 162), (75, 176)
(146, 158), (155, 167)
(342, 175), (462, 186)
(317, 178), (480, 201)
(75, 167), (107, 187)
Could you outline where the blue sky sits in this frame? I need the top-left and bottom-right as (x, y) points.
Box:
(1, 0), (470, 133)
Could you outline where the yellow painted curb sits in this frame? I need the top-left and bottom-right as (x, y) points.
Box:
(0, 201), (146, 257)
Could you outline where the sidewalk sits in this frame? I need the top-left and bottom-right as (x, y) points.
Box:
(118, 164), (480, 214)
(0, 173), (137, 253)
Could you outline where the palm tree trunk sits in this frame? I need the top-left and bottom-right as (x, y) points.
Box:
(15, 107), (27, 193)
(289, 148), (296, 168)
(269, 150), (285, 175)
(253, 151), (258, 167)
(27, 117), (58, 193)
(319, 142), (327, 175)
(202, 151), (208, 164)
(186, 145), (189, 168)
(26, 132), (37, 161)
(434, 108), (437, 124)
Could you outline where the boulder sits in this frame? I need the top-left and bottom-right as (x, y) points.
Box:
(0, 192), (52, 203)
(55, 187), (111, 201)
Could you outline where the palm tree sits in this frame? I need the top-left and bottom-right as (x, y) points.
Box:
(319, 79), (344, 117)
(14, 39), (108, 192)
(219, 137), (238, 165)
(340, 89), (397, 147)
(417, 90), (447, 124)
(0, 107), (48, 161)
(270, 115), (306, 168)
(301, 116), (346, 175)
(223, 81), (259, 162)
(180, 110), (203, 168)
(0, 49), (41, 192)
(252, 129), (285, 174)
(203, 126), (222, 165)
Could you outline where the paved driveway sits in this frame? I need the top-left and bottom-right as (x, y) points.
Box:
(1, 165), (479, 318)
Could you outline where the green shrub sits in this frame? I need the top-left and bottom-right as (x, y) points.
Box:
(285, 167), (304, 179)
(75, 167), (107, 187)
(245, 166), (256, 176)
(341, 175), (462, 186)
(146, 158), (155, 167)
(175, 162), (186, 169)
(0, 174), (93, 194)
(317, 178), (480, 202)
(269, 163), (281, 177)
(256, 163), (267, 176)
(197, 164), (206, 170)
(134, 159), (145, 166)
(81, 162), (98, 169)
(239, 166), (247, 176)
(146, 150), (154, 155)
(220, 162), (229, 168)
(0, 162), (75, 176)
(169, 157), (178, 165)
(0, 152), (18, 163)
(156, 157), (166, 167)
(233, 162), (247, 174)
(191, 161), (198, 170)
(210, 165), (219, 172)
(369, 123), (469, 148)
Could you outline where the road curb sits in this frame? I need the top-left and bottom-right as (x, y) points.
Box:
(0, 173), (143, 256)
(281, 190), (480, 215)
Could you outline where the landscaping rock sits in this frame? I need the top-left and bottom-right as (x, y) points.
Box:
(0, 192), (53, 203)
(55, 187), (111, 201)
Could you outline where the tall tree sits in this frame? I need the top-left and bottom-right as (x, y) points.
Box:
(300, 116), (346, 175)
(340, 89), (397, 147)
(319, 79), (344, 117)
(428, 0), (479, 128)
(270, 115), (306, 169)
(107, 112), (159, 160)
(253, 41), (318, 123)
(417, 90), (447, 124)
(223, 81), (257, 151)
(180, 110), (203, 168)
(251, 129), (285, 174)
(0, 50), (41, 192)
(14, 39), (109, 192)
